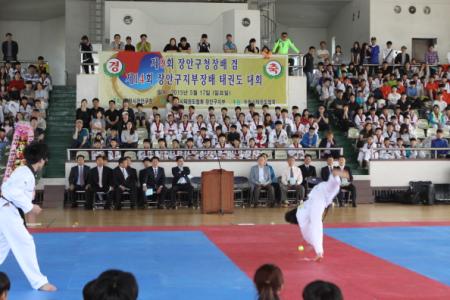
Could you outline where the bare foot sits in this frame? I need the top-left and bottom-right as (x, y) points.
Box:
(39, 283), (57, 292)
(313, 254), (324, 262)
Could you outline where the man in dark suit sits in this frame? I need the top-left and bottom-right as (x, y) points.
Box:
(2, 33), (19, 62)
(394, 46), (410, 65)
(171, 156), (194, 208)
(113, 157), (138, 209)
(299, 154), (317, 193)
(138, 158), (152, 208)
(68, 154), (90, 207)
(337, 156), (357, 207)
(320, 155), (335, 181)
(142, 156), (167, 209)
(86, 155), (113, 209)
(125, 156), (138, 183)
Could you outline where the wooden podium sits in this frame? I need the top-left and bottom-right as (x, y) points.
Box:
(201, 169), (234, 214)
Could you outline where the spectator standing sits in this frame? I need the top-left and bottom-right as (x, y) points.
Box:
(197, 34), (210, 53)
(395, 45), (410, 65)
(110, 34), (124, 51)
(368, 37), (380, 75)
(223, 34), (237, 53)
(163, 38), (179, 52)
(303, 46), (315, 88)
(2, 33), (18, 62)
(124, 36), (135, 51)
(382, 41), (395, 65)
(178, 37), (192, 53)
(80, 35), (94, 74)
(317, 41), (330, 63)
(332, 45), (344, 66)
(350, 41), (361, 65)
(244, 38), (260, 54)
(272, 32), (299, 75)
(136, 34), (151, 52)
(424, 44), (439, 65)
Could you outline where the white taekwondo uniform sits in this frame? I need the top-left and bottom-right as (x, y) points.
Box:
(296, 175), (341, 256)
(0, 165), (49, 289)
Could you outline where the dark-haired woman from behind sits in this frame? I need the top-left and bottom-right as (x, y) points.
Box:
(254, 264), (284, 300)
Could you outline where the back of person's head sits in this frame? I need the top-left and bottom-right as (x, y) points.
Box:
(254, 264), (284, 300)
(24, 142), (49, 165)
(303, 280), (343, 300)
(84, 269), (138, 300)
(0, 272), (10, 300)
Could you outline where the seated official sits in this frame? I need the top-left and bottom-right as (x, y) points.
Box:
(138, 158), (152, 208)
(86, 155), (113, 209)
(249, 154), (275, 207)
(125, 156), (138, 184)
(299, 154), (317, 192)
(68, 154), (90, 207)
(171, 156), (194, 208)
(337, 156), (357, 207)
(320, 155), (335, 181)
(113, 157), (138, 210)
(142, 156), (167, 209)
(280, 156), (305, 205)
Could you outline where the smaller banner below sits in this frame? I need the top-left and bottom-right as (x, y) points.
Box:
(99, 51), (288, 108)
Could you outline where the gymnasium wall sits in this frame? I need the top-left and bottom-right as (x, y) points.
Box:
(104, 1), (260, 53)
(370, 0), (450, 63)
(326, 0), (371, 62)
(370, 160), (450, 187)
(0, 16), (66, 85)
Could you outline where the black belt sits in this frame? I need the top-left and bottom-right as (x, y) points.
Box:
(0, 196), (27, 227)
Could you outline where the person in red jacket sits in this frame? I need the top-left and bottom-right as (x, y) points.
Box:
(7, 72), (25, 100)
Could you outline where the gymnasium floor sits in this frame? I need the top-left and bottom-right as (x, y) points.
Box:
(2, 204), (450, 300)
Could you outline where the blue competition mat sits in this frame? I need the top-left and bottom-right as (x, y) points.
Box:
(0, 231), (255, 300)
(326, 226), (450, 286)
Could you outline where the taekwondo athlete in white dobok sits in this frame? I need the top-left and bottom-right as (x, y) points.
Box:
(0, 143), (56, 291)
(285, 167), (349, 262)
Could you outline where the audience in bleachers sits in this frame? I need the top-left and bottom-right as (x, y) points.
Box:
(300, 37), (450, 167)
(0, 43), (52, 149)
